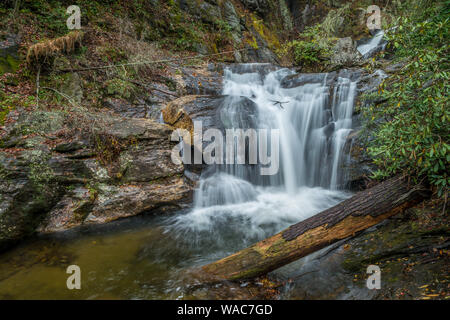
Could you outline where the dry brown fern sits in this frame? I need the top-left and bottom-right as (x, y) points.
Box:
(26, 31), (83, 64)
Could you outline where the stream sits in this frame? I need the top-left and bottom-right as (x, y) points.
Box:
(0, 64), (358, 299)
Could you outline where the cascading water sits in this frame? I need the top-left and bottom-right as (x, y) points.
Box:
(171, 64), (357, 250)
(0, 64), (360, 299)
(357, 30), (386, 58)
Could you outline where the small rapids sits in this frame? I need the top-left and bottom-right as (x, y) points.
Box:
(170, 64), (356, 249)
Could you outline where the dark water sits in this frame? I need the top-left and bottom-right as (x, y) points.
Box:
(0, 187), (349, 300)
(0, 214), (207, 299)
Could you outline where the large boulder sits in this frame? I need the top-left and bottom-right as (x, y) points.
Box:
(162, 94), (259, 138)
(280, 72), (337, 88)
(181, 65), (223, 96)
(0, 111), (193, 250)
(330, 37), (362, 68)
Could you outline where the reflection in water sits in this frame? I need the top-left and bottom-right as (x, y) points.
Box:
(0, 214), (294, 299)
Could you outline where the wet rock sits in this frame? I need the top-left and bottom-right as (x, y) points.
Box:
(357, 69), (388, 94)
(119, 147), (183, 183)
(330, 37), (362, 68)
(342, 130), (374, 191)
(162, 95), (225, 136)
(323, 122), (335, 139)
(356, 30), (387, 59)
(276, 202), (449, 300)
(337, 69), (362, 82)
(281, 72), (337, 89)
(181, 67), (223, 96)
(0, 112), (193, 250)
(36, 187), (92, 233)
(162, 94), (259, 137)
(83, 176), (191, 224)
(226, 63), (281, 77)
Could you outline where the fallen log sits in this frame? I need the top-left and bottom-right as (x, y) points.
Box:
(201, 176), (429, 280)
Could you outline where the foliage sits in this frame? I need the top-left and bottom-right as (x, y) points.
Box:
(278, 24), (333, 68)
(104, 78), (136, 100)
(320, 3), (352, 37)
(0, 93), (35, 126)
(291, 39), (331, 67)
(362, 0), (449, 197)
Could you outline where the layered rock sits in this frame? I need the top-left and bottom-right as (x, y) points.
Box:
(0, 111), (193, 251)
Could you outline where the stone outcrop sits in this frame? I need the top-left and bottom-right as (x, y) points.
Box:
(0, 111), (193, 251)
(0, 33), (20, 75)
(330, 37), (362, 69)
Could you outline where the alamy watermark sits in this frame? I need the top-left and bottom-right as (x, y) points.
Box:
(170, 121), (280, 176)
(366, 5), (382, 30)
(66, 5), (81, 30)
(366, 265), (381, 289)
(66, 265), (81, 290)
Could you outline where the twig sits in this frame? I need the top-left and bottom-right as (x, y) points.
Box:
(40, 86), (79, 109)
(35, 65), (40, 108)
(123, 77), (179, 98)
(269, 99), (289, 109)
(56, 48), (249, 73)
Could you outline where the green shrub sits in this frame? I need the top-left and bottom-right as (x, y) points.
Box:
(104, 78), (136, 100)
(362, 0), (449, 197)
(290, 39), (331, 67)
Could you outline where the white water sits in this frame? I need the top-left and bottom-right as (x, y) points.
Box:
(357, 30), (385, 57)
(171, 64), (356, 249)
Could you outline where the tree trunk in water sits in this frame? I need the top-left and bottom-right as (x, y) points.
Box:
(201, 176), (429, 281)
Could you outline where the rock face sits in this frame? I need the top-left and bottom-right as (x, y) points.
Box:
(278, 67), (377, 191)
(181, 65), (223, 96)
(0, 33), (20, 75)
(281, 72), (337, 88)
(174, 0), (287, 64)
(162, 94), (259, 137)
(0, 111), (193, 251)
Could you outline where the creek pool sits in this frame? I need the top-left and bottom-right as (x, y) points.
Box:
(0, 187), (349, 300)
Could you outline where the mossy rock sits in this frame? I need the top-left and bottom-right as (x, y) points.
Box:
(0, 54), (20, 75)
(9, 111), (66, 138)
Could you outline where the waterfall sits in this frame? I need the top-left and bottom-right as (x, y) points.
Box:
(357, 30), (386, 58)
(171, 64), (356, 247)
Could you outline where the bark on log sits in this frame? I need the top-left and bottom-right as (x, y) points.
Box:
(201, 176), (429, 280)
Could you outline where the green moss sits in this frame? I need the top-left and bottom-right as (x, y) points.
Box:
(246, 35), (259, 50)
(104, 78), (137, 100)
(11, 110), (65, 136)
(252, 16), (280, 49)
(0, 54), (20, 75)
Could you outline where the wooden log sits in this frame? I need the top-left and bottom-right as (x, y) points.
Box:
(201, 176), (429, 280)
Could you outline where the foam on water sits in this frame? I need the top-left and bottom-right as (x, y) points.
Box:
(171, 64), (357, 246)
(357, 30), (385, 58)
